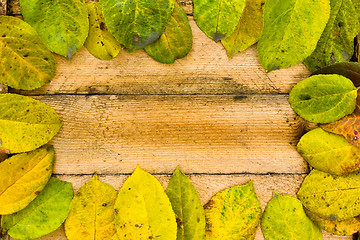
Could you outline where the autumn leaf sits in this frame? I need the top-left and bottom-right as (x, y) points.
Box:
(0, 146), (54, 215)
(297, 128), (360, 175)
(114, 166), (177, 240)
(145, 3), (193, 64)
(304, 0), (360, 72)
(165, 166), (205, 240)
(288, 74), (357, 123)
(84, 2), (121, 60)
(1, 177), (73, 240)
(100, 0), (174, 52)
(221, 0), (265, 58)
(0, 16), (55, 90)
(204, 181), (262, 239)
(0, 93), (62, 154)
(193, 0), (246, 42)
(65, 174), (117, 240)
(298, 169), (360, 221)
(257, 0), (330, 72)
(312, 62), (360, 87)
(19, 0), (89, 59)
(305, 208), (360, 236)
(261, 193), (322, 240)
(321, 92), (360, 147)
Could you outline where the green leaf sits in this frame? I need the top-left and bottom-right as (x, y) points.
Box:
(312, 62), (360, 87)
(297, 128), (360, 175)
(261, 193), (322, 240)
(165, 166), (205, 240)
(298, 169), (360, 221)
(1, 177), (73, 240)
(114, 166), (177, 239)
(19, 0), (89, 59)
(0, 93), (62, 154)
(0, 16), (55, 90)
(305, 208), (360, 236)
(0, 146), (54, 215)
(204, 181), (262, 239)
(65, 174), (117, 240)
(193, 0), (246, 41)
(288, 74), (357, 123)
(84, 2), (121, 60)
(221, 0), (265, 58)
(145, 3), (192, 64)
(257, 0), (330, 72)
(304, 0), (360, 72)
(100, 0), (174, 52)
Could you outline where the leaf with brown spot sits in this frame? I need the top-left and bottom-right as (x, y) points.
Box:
(204, 181), (262, 239)
(65, 174), (117, 240)
(305, 208), (360, 236)
(165, 166), (205, 240)
(321, 90), (360, 147)
(0, 146), (54, 215)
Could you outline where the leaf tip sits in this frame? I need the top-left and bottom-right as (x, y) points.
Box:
(92, 173), (99, 181)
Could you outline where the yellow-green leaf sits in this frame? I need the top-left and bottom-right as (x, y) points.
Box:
(84, 2), (121, 60)
(0, 146), (54, 215)
(19, 0), (89, 59)
(65, 174), (117, 240)
(145, 3), (192, 64)
(165, 166), (205, 240)
(304, 0), (360, 71)
(305, 209), (360, 236)
(298, 169), (360, 221)
(261, 193), (322, 240)
(288, 74), (357, 123)
(1, 177), (73, 240)
(0, 16), (55, 90)
(114, 166), (177, 240)
(100, 0), (174, 52)
(221, 0), (265, 58)
(297, 128), (360, 175)
(257, 0), (330, 72)
(0, 93), (62, 154)
(193, 0), (246, 41)
(204, 181), (262, 239)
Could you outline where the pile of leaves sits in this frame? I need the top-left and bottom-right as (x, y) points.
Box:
(288, 62), (360, 237)
(1, 0), (359, 91)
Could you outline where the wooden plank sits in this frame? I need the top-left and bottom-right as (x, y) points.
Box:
(0, 0), (6, 15)
(34, 94), (308, 175)
(11, 19), (310, 96)
(6, 174), (351, 240)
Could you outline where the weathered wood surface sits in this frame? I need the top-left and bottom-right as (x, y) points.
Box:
(2, 0), (353, 239)
(37, 94), (307, 175)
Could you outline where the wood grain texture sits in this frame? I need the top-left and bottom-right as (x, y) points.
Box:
(5, 174), (351, 240)
(32, 94), (308, 175)
(0, 0), (6, 15)
(11, 19), (310, 96)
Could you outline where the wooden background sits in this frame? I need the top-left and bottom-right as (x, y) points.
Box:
(0, 0), (355, 239)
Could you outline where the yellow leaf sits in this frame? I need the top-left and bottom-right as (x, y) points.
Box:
(65, 174), (117, 240)
(114, 166), (177, 240)
(222, 0), (266, 58)
(0, 146), (54, 215)
(84, 2), (121, 60)
(204, 181), (262, 239)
